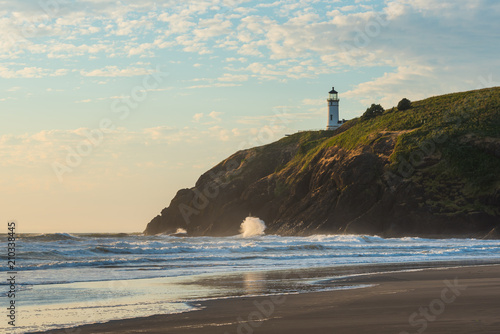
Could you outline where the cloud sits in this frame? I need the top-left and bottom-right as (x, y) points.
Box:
(80, 66), (152, 77)
(143, 126), (177, 140)
(191, 111), (223, 124)
(218, 73), (248, 82)
(193, 113), (204, 122)
(193, 17), (232, 39)
(238, 62), (319, 81)
(158, 12), (195, 34)
(75, 99), (92, 103)
(187, 83), (242, 89)
(0, 66), (68, 78)
(127, 43), (155, 57)
(226, 57), (247, 62)
(209, 126), (230, 141)
(209, 111), (223, 122)
(343, 65), (436, 106)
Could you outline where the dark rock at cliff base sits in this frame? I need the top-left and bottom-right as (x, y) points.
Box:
(144, 87), (500, 238)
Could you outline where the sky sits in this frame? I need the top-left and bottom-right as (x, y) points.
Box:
(1, 0), (499, 233)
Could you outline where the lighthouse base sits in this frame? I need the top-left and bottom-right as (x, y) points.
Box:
(326, 125), (340, 131)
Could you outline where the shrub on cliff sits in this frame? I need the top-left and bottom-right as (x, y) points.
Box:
(397, 98), (412, 111)
(362, 104), (384, 120)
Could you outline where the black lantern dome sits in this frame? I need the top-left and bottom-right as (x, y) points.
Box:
(328, 87), (339, 101)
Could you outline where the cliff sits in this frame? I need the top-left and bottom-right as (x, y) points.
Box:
(144, 87), (500, 238)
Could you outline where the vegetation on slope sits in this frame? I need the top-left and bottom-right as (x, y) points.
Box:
(273, 87), (500, 216)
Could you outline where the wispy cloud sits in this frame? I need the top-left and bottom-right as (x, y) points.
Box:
(75, 99), (92, 104)
(80, 66), (153, 77)
(0, 66), (68, 78)
(187, 83), (242, 89)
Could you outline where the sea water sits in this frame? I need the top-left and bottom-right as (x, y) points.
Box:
(1, 232), (500, 333)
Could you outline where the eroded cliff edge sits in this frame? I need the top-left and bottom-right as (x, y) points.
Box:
(145, 88), (500, 238)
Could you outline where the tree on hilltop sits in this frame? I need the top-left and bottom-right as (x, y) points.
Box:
(362, 104), (384, 120)
(397, 98), (412, 111)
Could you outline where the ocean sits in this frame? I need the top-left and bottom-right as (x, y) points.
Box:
(2, 228), (500, 333)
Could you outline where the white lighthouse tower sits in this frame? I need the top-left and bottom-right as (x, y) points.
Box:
(326, 87), (340, 130)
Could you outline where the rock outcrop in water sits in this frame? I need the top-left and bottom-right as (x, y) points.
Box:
(144, 88), (500, 238)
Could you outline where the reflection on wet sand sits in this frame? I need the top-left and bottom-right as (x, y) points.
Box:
(243, 271), (266, 295)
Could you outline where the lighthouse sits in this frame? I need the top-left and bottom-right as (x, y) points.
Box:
(326, 87), (341, 130)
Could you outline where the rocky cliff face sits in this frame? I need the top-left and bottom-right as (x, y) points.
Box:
(144, 88), (500, 238)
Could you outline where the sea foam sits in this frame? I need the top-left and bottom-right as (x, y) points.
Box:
(239, 217), (266, 237)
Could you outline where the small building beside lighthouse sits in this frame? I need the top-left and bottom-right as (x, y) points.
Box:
(326, 87), (344, 130)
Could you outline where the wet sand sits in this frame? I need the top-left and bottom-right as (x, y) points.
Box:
(35, 265), (500, 334)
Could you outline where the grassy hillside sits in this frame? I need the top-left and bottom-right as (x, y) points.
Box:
(277, 87), (500, 216)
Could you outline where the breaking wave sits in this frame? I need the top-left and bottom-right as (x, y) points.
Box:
(239, 217), (266, 237)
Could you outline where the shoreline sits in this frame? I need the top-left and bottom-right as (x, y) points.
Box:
(31, 262), (500, 334)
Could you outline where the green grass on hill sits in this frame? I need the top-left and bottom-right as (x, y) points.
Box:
(269, 87), (500, 214)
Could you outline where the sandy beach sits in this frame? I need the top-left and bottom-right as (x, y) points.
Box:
(35, 264), (500, 334)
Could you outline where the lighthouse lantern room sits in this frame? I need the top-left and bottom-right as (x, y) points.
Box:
(326, 87), (341, 130)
